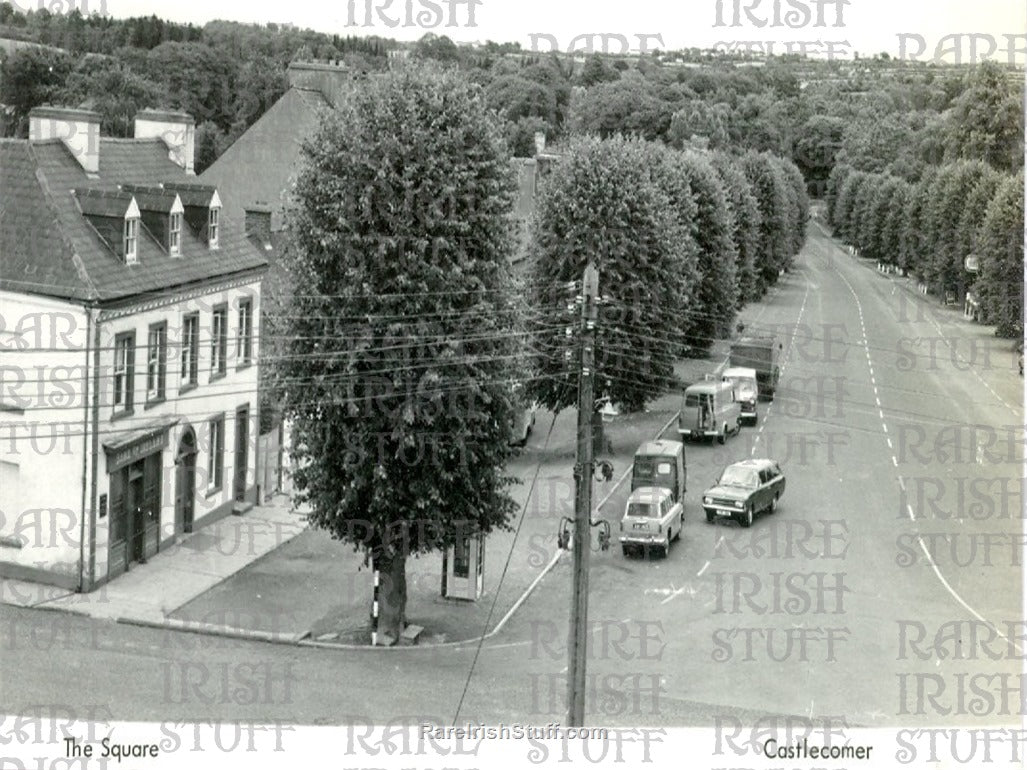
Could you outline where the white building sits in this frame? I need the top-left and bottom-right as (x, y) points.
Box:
(0, 107), (269, 591)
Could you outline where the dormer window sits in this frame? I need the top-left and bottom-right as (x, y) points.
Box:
(169, 211), (182, 256)
(123, 216), (139, 264)
(208, 205), (220, 249)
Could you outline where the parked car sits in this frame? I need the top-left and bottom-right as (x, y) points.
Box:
(722, 366), (759, 425)
(679, 378), (741, 444)
(619, 486), (683, 558)
(702, 459), (786, 528)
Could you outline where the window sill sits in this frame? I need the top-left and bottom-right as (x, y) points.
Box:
(180, 383), (198, 395)
(209, 371), (227, 383)
(144, 395), (166, 411)
(111, 408), (135, 421)
(205, 484), (223, 499)
(236, 361), (253, 372)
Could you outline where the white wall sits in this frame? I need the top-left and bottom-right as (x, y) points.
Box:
(0, 291), (90, 580)
(92, 278), (262, 579)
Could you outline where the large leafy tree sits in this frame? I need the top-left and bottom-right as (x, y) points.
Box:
(898, 168), (937, 278)
(740, 151), (791, 287)
(0, 46), (73, 136)
(924, 160), (996, 299)
(526, 135), (691, 414)
(711, 151), (762, 304)
(974, 171), (1025, 336)
(944, 62), (1024, 173)
(831, 170), (867, 244)
(276, 65), (522, 643)
(777, 156), (809, 260)
(672, 150), (738, 350)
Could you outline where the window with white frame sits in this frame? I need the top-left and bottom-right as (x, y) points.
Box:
(210, 305), (227, 378)
(123, 217), (139, 263)
(169, 211), (182, 256)
(208, 206), (220, 248)
(181, 313), (199, 389)
(146, 323), (166, 402)
(237, 298), (253, 367)
(113, 332), (135, 413)
(207, 415), (224, 489)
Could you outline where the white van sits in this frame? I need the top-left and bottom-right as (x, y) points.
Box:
(722, 366), (759, 424)
(678, 378), (741, 444)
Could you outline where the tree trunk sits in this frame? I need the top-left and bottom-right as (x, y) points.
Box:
(373, 550), (407, 645)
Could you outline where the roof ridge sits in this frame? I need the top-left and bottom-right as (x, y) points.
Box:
(25, 142), (101, 301)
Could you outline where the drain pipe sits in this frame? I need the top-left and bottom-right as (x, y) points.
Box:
(79, 306), (91, 592)
(83, 305), (101, 590)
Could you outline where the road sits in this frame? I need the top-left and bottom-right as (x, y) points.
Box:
(2, 223), (1022, 733)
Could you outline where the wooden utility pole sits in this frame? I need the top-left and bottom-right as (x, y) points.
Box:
(567, 262), (599, 727)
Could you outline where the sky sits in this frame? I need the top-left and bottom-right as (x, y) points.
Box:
(18, 0), (1027, 63)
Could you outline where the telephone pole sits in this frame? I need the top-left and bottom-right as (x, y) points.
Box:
(567, 261), (599, 727)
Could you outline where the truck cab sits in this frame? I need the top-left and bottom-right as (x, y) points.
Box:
(678, 379), (742, 444)
(630, 439), (686, 502)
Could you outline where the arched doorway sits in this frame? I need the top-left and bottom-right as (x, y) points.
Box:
(175, 426), (197, 534)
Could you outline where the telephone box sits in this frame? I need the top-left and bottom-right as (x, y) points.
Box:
(442, 532), (485, 601)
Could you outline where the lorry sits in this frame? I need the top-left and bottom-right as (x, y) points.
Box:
(622, 440), (687, 557)
(729, 335), (783, 401)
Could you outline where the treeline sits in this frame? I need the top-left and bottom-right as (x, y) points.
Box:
(825, 63), (1023, 337)
(0, 4), (392, 170)
(527, 135), (808, 412)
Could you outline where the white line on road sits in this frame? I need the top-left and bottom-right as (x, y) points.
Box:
(897, 476), (905, 492)
(696, 561), (710, 578)
(891, 456), (898, 467)
(906, 504), (915, 521)
(886, 437), (893, 449)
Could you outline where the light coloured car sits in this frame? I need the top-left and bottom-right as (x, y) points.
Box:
(619, 486), (683, 558)
(722, 366), (759, 424)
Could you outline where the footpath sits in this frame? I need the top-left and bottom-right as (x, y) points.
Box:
(0, 311), (769, 649)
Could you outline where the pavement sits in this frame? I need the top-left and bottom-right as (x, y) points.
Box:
(0, 499), (308, 636)
(0, 341), (736, 648)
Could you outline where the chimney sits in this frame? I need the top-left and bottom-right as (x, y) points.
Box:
(244, 202), (273, 247)
(134, 109), (196, 175)
(29, 107), (101, 174)
(534, 130), (546, 156)
(287, 60), (350, 108)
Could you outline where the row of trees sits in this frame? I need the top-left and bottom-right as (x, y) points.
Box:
(824, 62), (1023, 337)
(526, 136), (808, 414)
(827, 161), (1023, 336)
(273, 65), (809, 639)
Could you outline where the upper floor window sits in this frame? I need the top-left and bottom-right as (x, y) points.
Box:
(237, 299), (253, 367)
(211, 305), (228, 379)
(146, 323), (167, 403)
(169, 211), (182, 256)
(181, 313), (199, 390)
(123, 217), (139, 264)
(208, 206), (220, 249)
(113, 332), (135, 414)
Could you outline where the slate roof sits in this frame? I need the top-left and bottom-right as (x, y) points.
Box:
(0, 135), (268, 304)
(199, 87), (328, 231)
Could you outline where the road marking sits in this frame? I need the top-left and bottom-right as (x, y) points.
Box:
(882, 423), (888, 434)
(886, 437), (893, 449)
(696, 561), (710, 577)
(879, 409), (885, 420)
(830, 246), (1024, 659)
(916, 536), (1024, 656)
